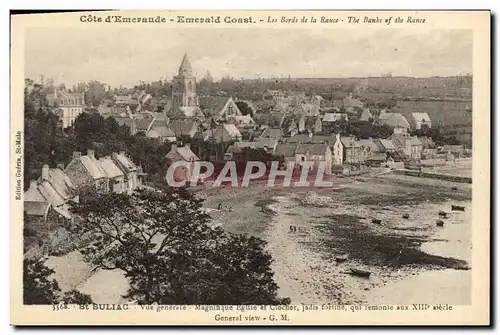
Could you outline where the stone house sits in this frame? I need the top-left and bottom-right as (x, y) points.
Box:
(333, 134), (363, 165)
(294, 143), (333, 175)
(111, 152), (140, 194)
(65, 150), (109, 193)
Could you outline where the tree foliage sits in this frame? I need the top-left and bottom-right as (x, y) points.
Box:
(69, 189), (289, 305)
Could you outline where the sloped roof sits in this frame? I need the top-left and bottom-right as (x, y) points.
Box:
(169, 119), (197, 136)
(442, 145), (464, 152)
(147, 127), (176, 138)
(260, 127), (283, 139)
(253, 112), (286, 128)
(167, 146), (199, 161)
(286, 134), (311, 143)
(281, 114), (303, 130)
(359, 108), (373, 122)
(379, 139), (397, 151)
(340, 137), (361, 148)
(222, 124), (242, 138)
(178, 53), (193, 76)
(419, 137), (436, 149)
(80, 155), (107, 180)
(275, 143), (297, 157)
(255, 138), (278, 150)
(409, 136), (423, 146)
(38, 181), (65, 207)
(291, 103), (320, 115)
(46, 168), (78, 201)
(296, 143), (330, 155)
(24, 201), (50, 216)
(98, 157), (125, 179)
(378, 113), (410, 129)
(24, 181), (47, 202)
(390, 135), (406, 149)
(358, 139), (380, 152)
(113, 152), (138, 173)
(179, 106), (203, 118)
(412, 112), (431, 123)
(226, 141), (257, 154)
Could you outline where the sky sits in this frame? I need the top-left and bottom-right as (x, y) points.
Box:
(24, 27), (472, 88)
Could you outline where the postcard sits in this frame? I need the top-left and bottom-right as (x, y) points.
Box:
(10, 10), (490, 326)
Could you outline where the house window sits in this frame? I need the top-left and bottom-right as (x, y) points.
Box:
(301, 156), (305, 162)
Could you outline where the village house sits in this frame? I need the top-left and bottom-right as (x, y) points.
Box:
(359, 108), (374, 122)
(259, 127), (283, 140)
(274, 143), (298, 170)
(166, 143), (199, 182)
(377, 111), (411, 134)
(290, 102), (320, 117)
(224, 141), (257, 160)
(322, 112), (349, 124)
(64, 150), (109, 193)
(377, 138), (398, 154)
(228, 114), (256, 129)
(111, 151), (141, 194)
(255, 137), (279, 154)
(114, 94), (131, 106)
(262, 89), (286, 101)
(146, 126), (177, 142)
(342, 93), (364, 113)
(294, 143), (333, 175)
(310, 95), (324, 107)
(358, 139), (387, 166)
(391, 134), (423, 160)
(24, 165), (79, 225)
(98, 156), (126, 194)
(145, 115), (176, 142)
(412, 112), (432, 130)
(333, 134), (363, 165)
(419, 137), (437, 158)
(206, 124), (242, 143)
(204, 96), (243, 120)
(169, 119), (200, 139)
(47, 90), (85, 128)
(253, 112), (286, 128)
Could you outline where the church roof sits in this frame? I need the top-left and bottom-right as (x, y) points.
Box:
(178, 53), (193, 76)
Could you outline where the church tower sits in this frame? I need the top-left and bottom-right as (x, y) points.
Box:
(171, 53), (199, 115)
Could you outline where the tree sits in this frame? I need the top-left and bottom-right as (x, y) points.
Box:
(69, 189), (289, 305)
(23, 259), (93, 305)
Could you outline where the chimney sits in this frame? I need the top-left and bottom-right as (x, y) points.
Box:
(42, 164), (49, 181)
(57, 163), (64, 170)
(105, 155), (111, 160)
(112, 152), (119, 160)
(171, 143), (178, 153)
(87, 149), (94, 158)
(336, 133), (341, 141)
(185, 143), (191, 149)
(72, 151), (81, 160)
(119, 151), (125, 156)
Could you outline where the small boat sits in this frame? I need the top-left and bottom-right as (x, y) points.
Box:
(335, 254), (348, 262)
(350, 268), (371, 278)
(372, 219), (382, 224)
(451, 205), (465, 211)
(402, 214), (410, 219)
(438, 211), (448, 218)
(451, 186), (458, 191)
(436, 220), (444, 227)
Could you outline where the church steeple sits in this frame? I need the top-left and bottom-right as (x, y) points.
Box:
(178, 53), (193, 76)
